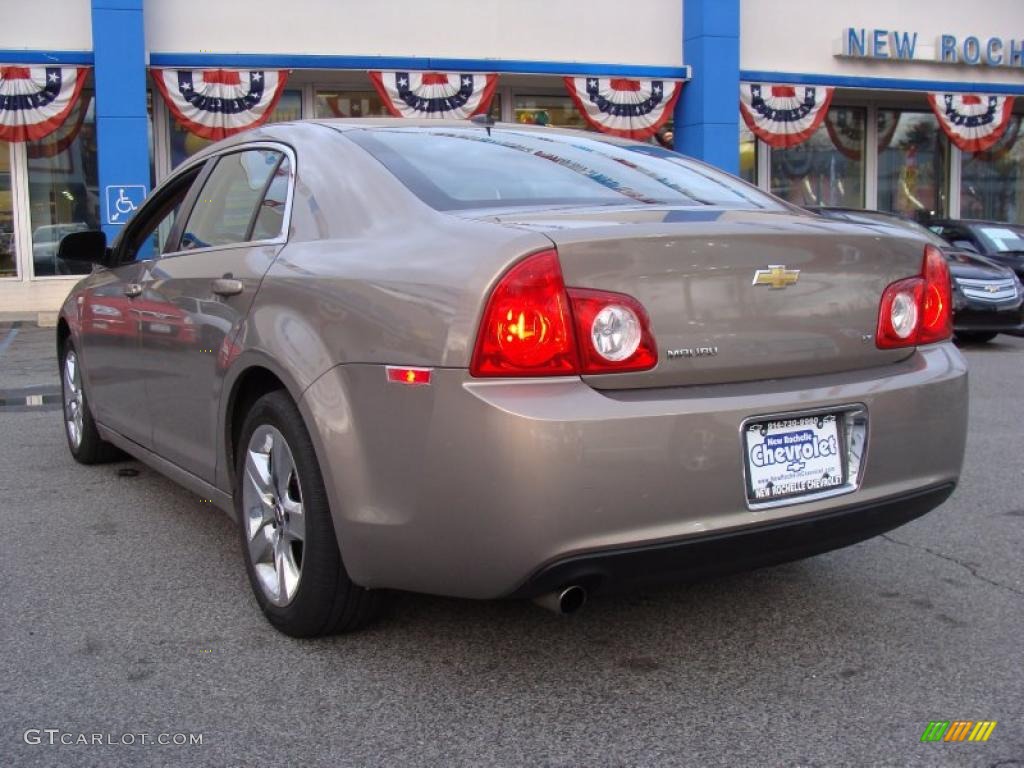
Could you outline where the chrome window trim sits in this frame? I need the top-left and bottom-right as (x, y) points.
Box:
(158, 141), (297, 261)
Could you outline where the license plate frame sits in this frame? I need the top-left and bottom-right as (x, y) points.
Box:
(741, 406), (868, 509)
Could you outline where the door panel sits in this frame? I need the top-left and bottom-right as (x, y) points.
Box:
(139, 245), (281, 481)
(77, 261), (150, 445)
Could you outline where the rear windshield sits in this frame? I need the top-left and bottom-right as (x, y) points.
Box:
(347, 127), (782, 212)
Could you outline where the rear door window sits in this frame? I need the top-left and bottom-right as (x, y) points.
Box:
(180, 149), (285, 250)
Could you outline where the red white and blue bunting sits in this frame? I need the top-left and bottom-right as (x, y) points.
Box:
(824, 109), (901, 161)
(740, 83), (835, 149)
(0, 65), (89, 143)
(27, 92), (92, 159)
(152, 69), (289, 140)
(368, 71), (498, 119)
(927, 93), (1015, 153)
(563, 77), (682, 140)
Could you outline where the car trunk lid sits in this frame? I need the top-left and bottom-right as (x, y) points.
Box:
(474, 206), (928, 389)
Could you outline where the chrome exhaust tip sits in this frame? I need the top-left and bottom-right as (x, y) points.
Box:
(533, 585), (587, 615)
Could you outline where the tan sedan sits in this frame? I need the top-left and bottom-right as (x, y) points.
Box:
(55, 120), (967, 636)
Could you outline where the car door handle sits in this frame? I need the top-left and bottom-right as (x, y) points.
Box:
(123, 283), (142, 298)
(211, 278), (243, 297)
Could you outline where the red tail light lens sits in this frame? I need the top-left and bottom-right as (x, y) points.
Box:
(470, 249), (580, 376)
(470, 249), (659, 377)
(918, 244), (953, 344)
(876, 245), (952, 349)
(567, 288), (658, 373)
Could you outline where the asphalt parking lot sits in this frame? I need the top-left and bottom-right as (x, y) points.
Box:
(0, 321), (1021, 768)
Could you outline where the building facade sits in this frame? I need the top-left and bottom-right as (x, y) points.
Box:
(1, 0), (1022, 315)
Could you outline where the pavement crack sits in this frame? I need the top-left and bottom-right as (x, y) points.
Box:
(881, 533), (1024, 598)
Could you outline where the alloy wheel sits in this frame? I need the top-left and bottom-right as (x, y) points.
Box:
(63, 350), (84, 450)
(242, 425), (306, 606)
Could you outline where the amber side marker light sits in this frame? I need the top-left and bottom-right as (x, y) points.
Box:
(385, 366), (433, 386)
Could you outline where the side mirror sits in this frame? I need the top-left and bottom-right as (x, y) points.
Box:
(951, 239), (979, 253)
(57, 230), (108, 265)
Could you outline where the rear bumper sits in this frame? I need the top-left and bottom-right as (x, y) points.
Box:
(507, 483), (955, 598)
(301, 344), (968, 599)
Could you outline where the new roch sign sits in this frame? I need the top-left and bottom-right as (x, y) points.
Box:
(837, 28), (1024, 69)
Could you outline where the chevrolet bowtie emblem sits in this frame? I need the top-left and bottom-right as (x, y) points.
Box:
(752, 265), (800, 289)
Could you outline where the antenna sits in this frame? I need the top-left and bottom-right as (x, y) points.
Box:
(470, 113), (495, 137)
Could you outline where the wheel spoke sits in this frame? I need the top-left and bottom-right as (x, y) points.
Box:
(274, 537), (300, 601)
(282, 495), (304, 542)
(247, 519), (274, 565)
(245, 448), (274, 501)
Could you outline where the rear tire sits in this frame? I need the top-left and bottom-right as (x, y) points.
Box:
(955, 331), (997, 344)
(235, 390), (382, 637)
(59, 338), (123, 464)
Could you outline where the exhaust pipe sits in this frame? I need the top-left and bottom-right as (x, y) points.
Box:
(533, 585), (587, 615)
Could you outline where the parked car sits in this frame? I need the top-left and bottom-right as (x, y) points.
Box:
(55, 121), (967, 636)
(928, 218), (1024, 282)
(809, 207), (1024, 343)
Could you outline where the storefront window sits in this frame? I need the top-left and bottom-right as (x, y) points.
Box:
(26, 90), (100, 278)
(314, 89), (502, 121)
(739, 124), (756, 184)
(960, 117), (1024, 223)
(513, 94), (589, 129)
(769, 107), (865, 208)
(878, 110), (949, 221)
(0, 141), (15, 278)
(168, 90), (303, 169)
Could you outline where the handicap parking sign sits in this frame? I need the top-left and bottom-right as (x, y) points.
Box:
(105, 185), (147, 225)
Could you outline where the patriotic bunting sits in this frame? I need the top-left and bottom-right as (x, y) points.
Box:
(27, 92), (92, 159)
(563, 77), (682, 140)
(740, 83), (835, 149)
(824, 109), (901, 161)
(0, 65), (89, 143)
(152, 69), (289, 141)
(927, 93), (1015, 153)
(368, 72), (497, 119)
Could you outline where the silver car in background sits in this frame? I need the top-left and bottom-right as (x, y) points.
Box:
(55, 120), (967, 636)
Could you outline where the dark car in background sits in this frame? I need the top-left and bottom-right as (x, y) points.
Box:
(928, 219), (1024, 282)
(810, 208), (1024, 343)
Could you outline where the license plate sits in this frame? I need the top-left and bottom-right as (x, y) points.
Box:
(744, 413), (845, 504)
(148, 322), (172, 334)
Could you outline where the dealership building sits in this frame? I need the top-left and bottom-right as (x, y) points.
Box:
(1, 0), (1023, 316)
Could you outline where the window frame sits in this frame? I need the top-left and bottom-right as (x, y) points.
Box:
(147, 141), (296, 264)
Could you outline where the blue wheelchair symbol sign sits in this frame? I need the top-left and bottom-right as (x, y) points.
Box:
(105, 185), (146, 225)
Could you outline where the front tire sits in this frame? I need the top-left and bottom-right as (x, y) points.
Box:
(236, 390), (381, 637)
(955, 331), (997, 344)
(60, 339), (122, 464)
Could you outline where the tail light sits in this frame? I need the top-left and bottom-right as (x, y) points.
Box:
(470, 250), (579, 376)
(876, 245), (952, 349)
(566, 288), (658, 373)
(470, 249), (658, 377)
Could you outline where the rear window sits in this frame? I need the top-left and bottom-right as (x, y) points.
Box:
(347, 127), (781, 212)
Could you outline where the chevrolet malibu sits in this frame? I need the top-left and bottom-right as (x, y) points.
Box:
(56, 120), (968, 636)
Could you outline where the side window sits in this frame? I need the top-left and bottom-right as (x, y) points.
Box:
(120, 169), (202, 264)
(180, 149), (284, 250)
(251, 155), (291, 241)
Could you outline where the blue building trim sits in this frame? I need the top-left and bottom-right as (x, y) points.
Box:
(741, 69), (1024, 96)
(91, 0), (150, 241)
(676, 0), (740, 173)
(0, 49), (93, 65)
(148, 52), (691, 80)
